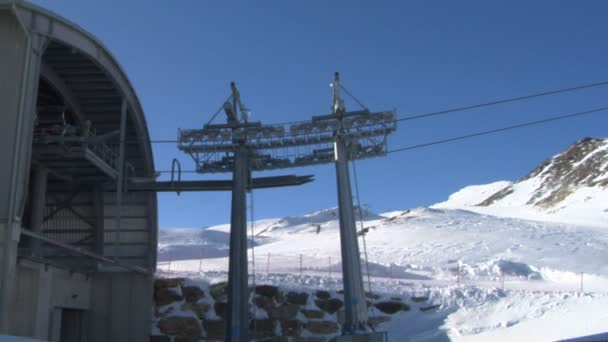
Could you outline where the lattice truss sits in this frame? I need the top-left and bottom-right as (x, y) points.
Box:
(178, 110), (397, 173)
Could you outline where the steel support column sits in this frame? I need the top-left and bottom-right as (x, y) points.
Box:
(114, 98), (127, 261)
(226, 144), (249, 342)
(334, 137), (368, 333)
(93, 185), (104, 256)
(27, 166), (48, 256)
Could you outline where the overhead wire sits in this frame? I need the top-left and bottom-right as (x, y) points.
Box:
(387, 106), (608, 154)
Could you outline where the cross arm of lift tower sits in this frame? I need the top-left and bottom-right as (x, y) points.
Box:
(176, 73), (397, 342)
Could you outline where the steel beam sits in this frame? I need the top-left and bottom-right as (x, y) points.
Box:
(123, 175), (314, 192)
(226, 145), (249, 342)
(19, 229), (149, 274)
(114, 98), (127, 261)
(27, 166), (48, 256)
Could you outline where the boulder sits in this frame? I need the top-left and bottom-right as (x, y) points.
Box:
(301, 309), (324, 319)
(281, 319), (302, 337)
(157, 316), (201, 339)
(286, 291), (309, 305)
(420, 304), (441, 312)
(268, 303), (300, 320)
(314, 298), (343, 314)
(155, 287), (183, 307)
(203, 319), (226, 340)
(182, 286), (205, 303)
(315, 290), (331, 300)
(150, 336), (170, 342)
(250, 319), (276, 338)
(181, 302), (210, 320)
(214, 302), (227, 319)
(294, 338), (327, 342)
(253, 295), (275, 310)
(306, 320), (339, 335)
(255, 285), (279, 297)
(155, 278), (185, 289)
(209, 282), (227, 301)
(373, 301), (409, 314)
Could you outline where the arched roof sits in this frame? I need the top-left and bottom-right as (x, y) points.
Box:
(9, 0), (155, 175)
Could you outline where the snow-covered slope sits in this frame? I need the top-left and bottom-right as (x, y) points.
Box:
(158, 206), (608, 341)
(434, 137), (608, 227)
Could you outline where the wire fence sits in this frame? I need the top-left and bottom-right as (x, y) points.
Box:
(157, 252), (601, 294)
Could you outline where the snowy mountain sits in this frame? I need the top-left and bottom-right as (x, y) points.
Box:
(434, 137), (608, 227)
(156, 137), (608, 341)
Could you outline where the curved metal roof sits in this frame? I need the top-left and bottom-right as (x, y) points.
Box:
(10, 0), (155, 176)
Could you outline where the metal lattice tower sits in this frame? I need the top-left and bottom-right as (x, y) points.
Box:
(178, 73), (397, 340)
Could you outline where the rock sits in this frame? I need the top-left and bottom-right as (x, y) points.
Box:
(294, 338), (327, 342)
(203, 319), (226, 340)
(209, 282), (227, 301)
(275, 290), (286, 304)
(155, 278), (185, 289)
(214, 302), (227, 319)
(369, 316), (391, 328)
(315, 290), (331, 300)
(157, 316), (201, 339)
(411, 296), (429, 303)
(150, 336), (170, 342)
(155, 287), (183, 307)
(268, 303), (300, 320)
(286, 291), (309, 305)
(420, 304), (441, 312)
(182, 286), (205, 303)
(271, 337), (290, 342)
(281, 319), (302, 337)
(314, 298), (343, 314)
(181, 302), (210, 320)
(154, 305), (175, 318)
(174, 337), (199, 342)
(301, 309), (324, 319)
(305, 320), (339, 335)
(374, 301), (410, 314)
(253, 295), (275, 310)
(250, 319), (276, 338)
(255, 285), (279, 297)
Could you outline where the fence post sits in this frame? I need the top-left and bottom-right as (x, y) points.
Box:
(580, 272), (584, 292)
(167, 251), (172, 273)
(266, 252), (270, 274)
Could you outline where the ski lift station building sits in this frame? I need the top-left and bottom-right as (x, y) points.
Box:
(0, 1), (158, 341)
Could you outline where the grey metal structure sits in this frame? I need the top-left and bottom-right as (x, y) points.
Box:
(0, 1), (157, 341)
(179, 73), (396, 339)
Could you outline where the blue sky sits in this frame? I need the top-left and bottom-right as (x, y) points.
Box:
(33, 1), (608, 227)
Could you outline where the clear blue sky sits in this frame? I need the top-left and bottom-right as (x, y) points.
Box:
(33, 1), (608, 227)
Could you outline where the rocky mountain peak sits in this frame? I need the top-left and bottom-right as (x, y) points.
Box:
(479, 137), (608, 208)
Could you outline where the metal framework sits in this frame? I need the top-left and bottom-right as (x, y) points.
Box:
(179, 73), (397, 340)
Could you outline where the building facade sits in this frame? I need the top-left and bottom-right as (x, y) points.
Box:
(0, 1), (158, 341)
